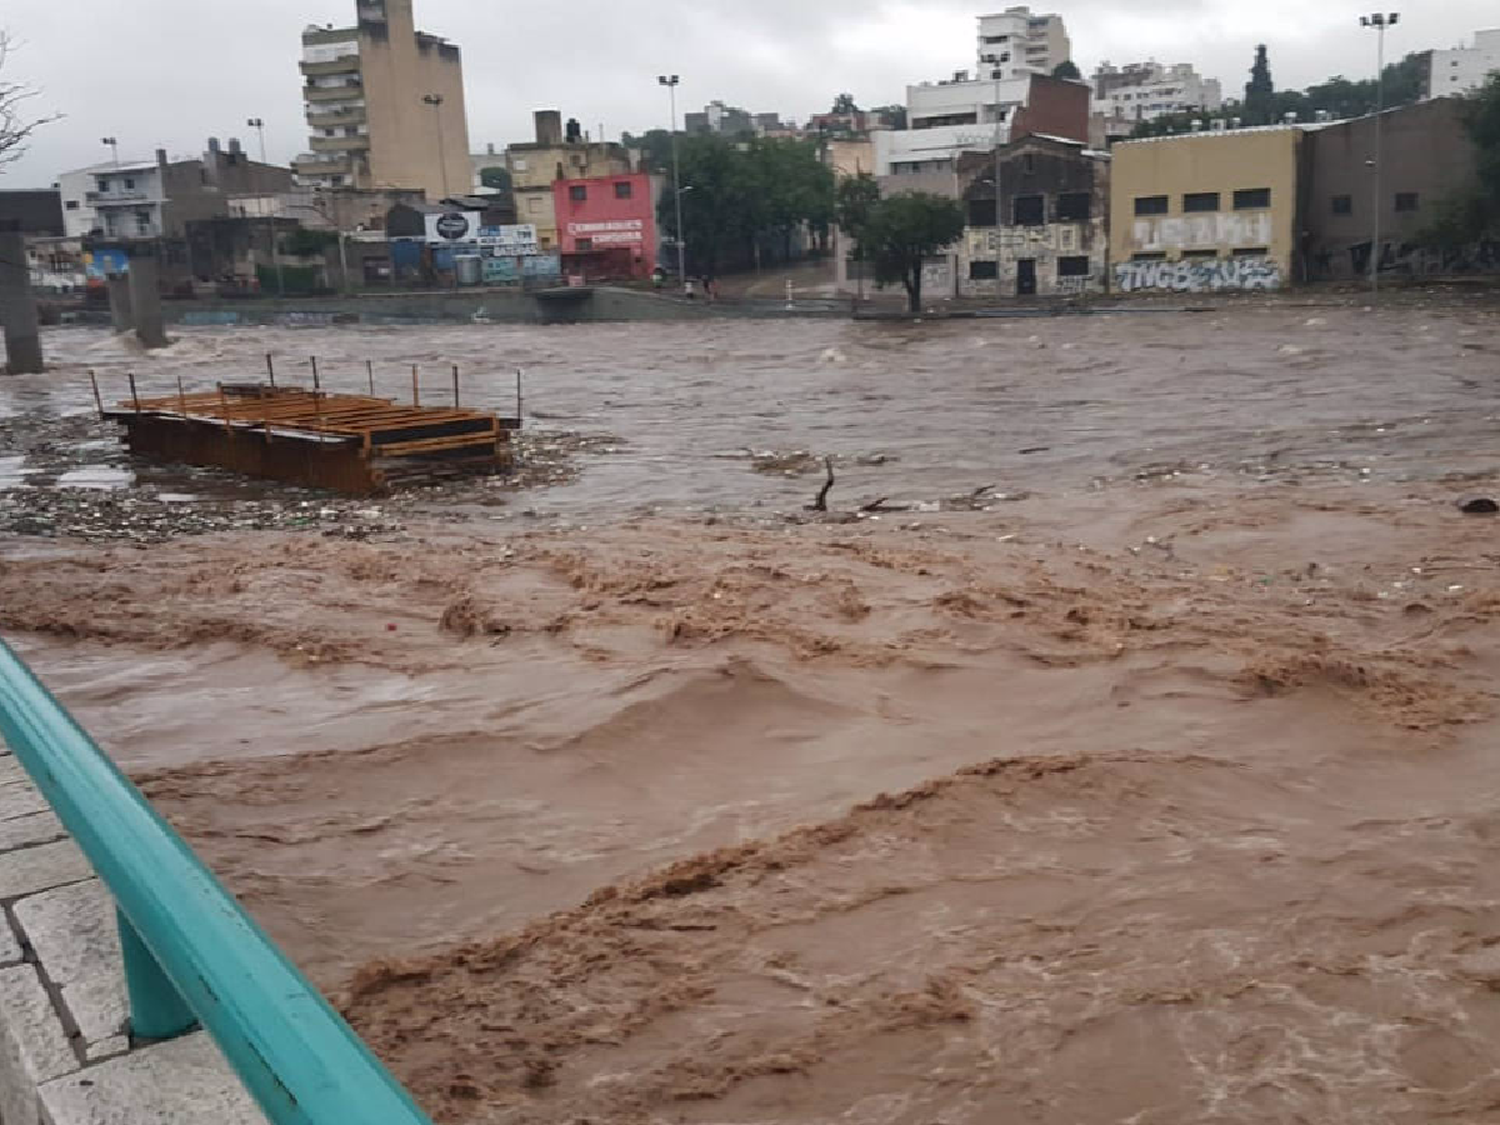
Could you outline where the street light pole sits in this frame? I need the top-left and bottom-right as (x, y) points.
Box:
(246, 117), (285, 298)
(1360, 12), (1399, 297)
(994, 74), (1005, 303)
(658, 75), (687, 292)
(422, 94), (450, 200)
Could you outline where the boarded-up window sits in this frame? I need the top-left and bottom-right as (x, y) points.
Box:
(1013, 195), (1045, 226)
(969, 260), (999, 280)
(967, 199), (997, 227)
(1056, 192), (1090, 221)
(1057, 256), (1090, 277)
(1134, 195), (1169, 216)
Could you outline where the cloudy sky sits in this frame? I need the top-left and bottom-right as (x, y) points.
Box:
(1, 0), (1491, 186)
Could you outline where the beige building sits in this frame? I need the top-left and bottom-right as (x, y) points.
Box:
(294, 0), (471, 201)
(505, 112), (635, 251)
(1109, 125), (1311, 294)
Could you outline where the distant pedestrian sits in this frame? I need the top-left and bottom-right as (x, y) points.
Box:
(684, 278), (697, 300)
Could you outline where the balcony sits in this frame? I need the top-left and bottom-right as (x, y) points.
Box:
(300, 55), (360, 76)
(306, 106), (366, 129)
(305, 83), (363, 102)
(294, 154), (354, 177)
(87, 190), (153, 206)
(310, 134), (370, 154)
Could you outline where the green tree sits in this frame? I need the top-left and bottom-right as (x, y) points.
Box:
(479, 166), (511, 192)
(836, 172), (881, 268)
(1417, 75), (1500, 248)
(658, 134), (836, 274)
(1244, 44), (1276, 124)
(1052, 60), (1082, 81)
(871, 104), (907, 130)
(831, 93), (860, 115)
(623, 129), (677, 175)
(863, 192), (965, 313)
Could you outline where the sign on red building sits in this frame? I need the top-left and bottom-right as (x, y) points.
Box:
(552, 172), (658, 281)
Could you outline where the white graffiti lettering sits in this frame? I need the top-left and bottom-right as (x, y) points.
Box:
(1131, 212), (1273, 253)
(1114, 258), (1283, 293)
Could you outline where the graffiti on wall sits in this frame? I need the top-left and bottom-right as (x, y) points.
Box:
(1114, 257), (1284, 293)
(1328, 239), (1500, 281)
(1132, 212), (1273, 253)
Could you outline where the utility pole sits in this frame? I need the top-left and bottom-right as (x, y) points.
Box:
(658, 75), (688, 292)
(246, 117), (285, 298)
(993, 74), (1005, 303)
(1360, 12), (1399, 297)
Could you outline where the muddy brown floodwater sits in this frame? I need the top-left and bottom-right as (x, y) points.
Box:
(4, 298), (1500, 1124)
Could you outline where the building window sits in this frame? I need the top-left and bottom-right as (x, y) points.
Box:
(614, 181), (633, 199)
(65, 200), (79, 211)
(969, 260), (999, 280)
(528, 197), (543, 214)
(325, 128), (336, 137)
(968, 199), (997, 227)
(1013, 194), (1045, 225)
(1395, 192), (1419, 212)
(1021, 153), (1036, 175)
(576, 238), (593, 252)
(1233, 188), (1272, 210)
(1058, 256), (1090, 277)
(124, 178), (135, 190)
(1056, 192), (1090, 221)
(1182, 249), (1219, 260)
(330, 175), (345, 186)
(1183, 192), (1220, 213)
(1134, 195), (1169, 216)
(569, 185), (587, 202)
(1233, 247), (1269, 257)
(344, 126), (359, 137)
(1332, 194), (1353, 215)
(1131, 252), (1167, 262)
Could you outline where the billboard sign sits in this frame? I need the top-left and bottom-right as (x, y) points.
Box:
(477, 225), (540, 256)
(566, 219), (645, 248)
(423, 210), (483, 244)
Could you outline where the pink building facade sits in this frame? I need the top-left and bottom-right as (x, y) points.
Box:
(552, 171), (659, 282)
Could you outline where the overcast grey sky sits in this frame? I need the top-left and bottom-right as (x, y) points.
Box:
(1, 0), (1493, 186)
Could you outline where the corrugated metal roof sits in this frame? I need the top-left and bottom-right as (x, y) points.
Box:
(1116, 121), (1342, 146)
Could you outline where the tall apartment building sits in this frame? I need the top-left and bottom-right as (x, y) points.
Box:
(1426, 29), (1500, 99)
(977, 7), (1071, 81)
(1093, 61), (1224, 123)
(294, 0), (471, 201)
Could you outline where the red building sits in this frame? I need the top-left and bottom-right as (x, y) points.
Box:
(552, 171), (658, 282)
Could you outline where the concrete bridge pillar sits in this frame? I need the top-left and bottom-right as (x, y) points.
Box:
(126, 247), (167, 350)
(0, 221), (44, 375)
(107, 274), (134, 334)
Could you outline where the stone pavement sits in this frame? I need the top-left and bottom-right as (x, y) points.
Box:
(0, 749), (265, 1124)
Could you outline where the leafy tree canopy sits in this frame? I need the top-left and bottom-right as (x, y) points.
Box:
(1052, 60), (1082, 81)
(1417, 75), (1500, 248)
(479, 166), (511, 192)
(831, 93), (860, 115)
(835, 172), (882, 260)
(862, 192), (965, 313)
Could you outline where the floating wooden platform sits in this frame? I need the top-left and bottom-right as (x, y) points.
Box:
(105, 384), (519, 495)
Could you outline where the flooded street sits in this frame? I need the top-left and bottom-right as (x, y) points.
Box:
(4, 298), (1500, 1123)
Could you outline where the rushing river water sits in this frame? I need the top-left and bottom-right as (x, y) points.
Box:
(5, 299), (1500, 1124)
(6, 300), (1500, 518)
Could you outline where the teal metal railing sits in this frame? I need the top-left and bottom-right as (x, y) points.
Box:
(0, 638), (433, 1124)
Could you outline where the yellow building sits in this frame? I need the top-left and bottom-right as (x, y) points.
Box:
(1109, 125), (1309, 293)
(505, 112), (635, 252)
(294, 0), (471, 202)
